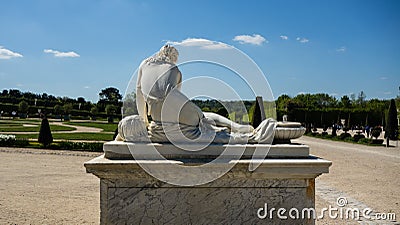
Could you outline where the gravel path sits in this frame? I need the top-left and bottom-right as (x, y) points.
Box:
(0, 147), (101, 224)
(1, 122), (105, 134)
(295, 136), (399, 224)
(0, 137), (399, 224)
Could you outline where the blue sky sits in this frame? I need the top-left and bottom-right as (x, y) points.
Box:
(0, 0), (399, 102)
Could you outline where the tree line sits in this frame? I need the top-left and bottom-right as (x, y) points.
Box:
(275, 92), (399, 128)
(0, 88), (398, 128)
(0, 87), (122, 122)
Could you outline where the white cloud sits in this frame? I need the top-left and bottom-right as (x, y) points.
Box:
(296, 37), (309, 43)
(380, 76), (388, 80)
(167, 38), (231, 50)
(84, 86), (90, 89)
(44, 49), (80, 58)
(336, 46), (346, 52)
(280, 35), (288, 40)
(0, 46), (23, 59)
(233, 34), (267, 45)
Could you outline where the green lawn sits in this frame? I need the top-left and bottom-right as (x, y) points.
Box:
(64, 121), (118, 132)
(1, 119), (115, 141)
(16, 132), (114, 141)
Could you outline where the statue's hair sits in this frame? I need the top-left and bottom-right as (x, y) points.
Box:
(146, 44), (178, 64)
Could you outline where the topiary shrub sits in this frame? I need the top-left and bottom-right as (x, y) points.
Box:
(251, 98), (263, 128)
(38, 118), (53, 147)
(322, 125), (328, 136)
(371, 126), (382, 139)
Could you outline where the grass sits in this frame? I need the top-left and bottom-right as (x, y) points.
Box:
(15, 132), (114, 141)
(64, 121), (118, 132)
(0, 124), (76, 132)
(0, 119), (117, 141)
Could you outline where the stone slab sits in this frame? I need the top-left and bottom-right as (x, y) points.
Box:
(103, 141), (310, 159)
(85, 144), (331, 225)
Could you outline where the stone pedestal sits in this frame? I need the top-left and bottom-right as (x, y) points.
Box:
(85, 142), (331, 225)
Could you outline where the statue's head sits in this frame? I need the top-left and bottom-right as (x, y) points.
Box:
(156, 44), (179, 64)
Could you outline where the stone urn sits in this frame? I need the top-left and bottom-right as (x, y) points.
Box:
(274, 122), (306, 143)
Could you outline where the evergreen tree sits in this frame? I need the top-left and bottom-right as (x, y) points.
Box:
(38, 118), (53, 147)
(251, 97), (264, 128)
(385, 99), (398, 146)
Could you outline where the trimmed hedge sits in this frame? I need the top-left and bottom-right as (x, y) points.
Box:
(0, 135), (30, 147)
(56, 141), (103, 152)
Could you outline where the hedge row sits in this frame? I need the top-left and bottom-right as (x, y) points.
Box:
(277, 109), (385, 128)
(0, 135), (103, 152)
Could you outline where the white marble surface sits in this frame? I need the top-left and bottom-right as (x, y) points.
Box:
(102, 141), (310, 159)
(85, 154), (331, 224)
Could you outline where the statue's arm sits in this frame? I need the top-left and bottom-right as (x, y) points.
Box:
(176, 68), (182, 91)
(136, 66), (148, 125)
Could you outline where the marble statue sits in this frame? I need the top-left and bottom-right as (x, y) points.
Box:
(116, 45), (277, 144)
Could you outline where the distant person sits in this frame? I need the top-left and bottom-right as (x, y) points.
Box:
(365, 125), (370, 138)
(332, 123), (337, 136)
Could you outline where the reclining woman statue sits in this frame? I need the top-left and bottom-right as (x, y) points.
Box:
(117, 45), (276, 144)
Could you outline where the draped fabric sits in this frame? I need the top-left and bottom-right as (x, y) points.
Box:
(118, 115), (277, 144)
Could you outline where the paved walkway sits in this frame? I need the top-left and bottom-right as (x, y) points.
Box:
(0, 137), (398, 224)
(51, 122), (104, 133)
(294, 136), (399, 224)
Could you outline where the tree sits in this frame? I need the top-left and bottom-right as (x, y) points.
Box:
(340, 95), (351, 108)
(385, 99), (398, 146)
(63, 103), (73, 114)
(357, 91), (367, 106)
(54, 105), (63, 120)
(38, 118), (53, 147)
(9, 89), (22, 98)
(350, 93), (356, 106)
(54, 105), (63, 115)
(105, 105), (116, 123)
(99, 87), (122, 104)
(63, 103), (73, 121)
(77, 97), (86, 103)
(18, 100), (29, 113)
(18, 100), (29, 118)
(90, 106), (99, 120)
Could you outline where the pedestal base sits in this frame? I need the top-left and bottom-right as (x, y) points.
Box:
(85, 143), (331, 225)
